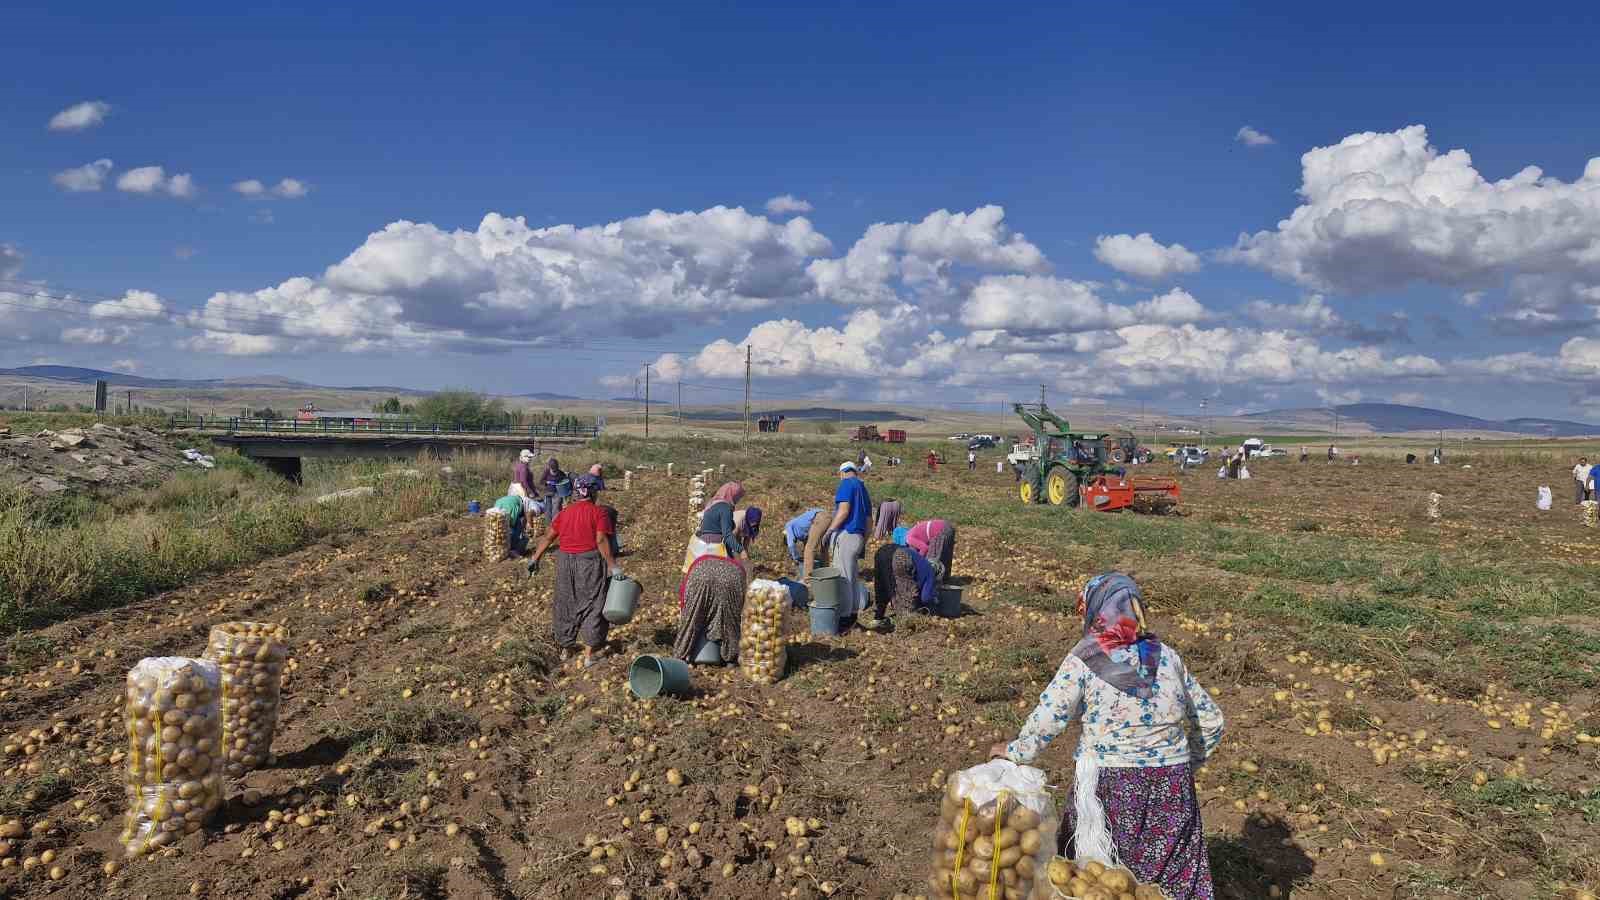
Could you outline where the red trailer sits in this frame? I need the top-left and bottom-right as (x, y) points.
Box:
(885, 429), (907, 443)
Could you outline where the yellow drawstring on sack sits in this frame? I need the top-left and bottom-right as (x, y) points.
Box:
(950, 797), (971, 899)
(988, 790), (1011, 900)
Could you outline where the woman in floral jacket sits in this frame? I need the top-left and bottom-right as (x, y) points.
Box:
(992, 572), (1224, 900)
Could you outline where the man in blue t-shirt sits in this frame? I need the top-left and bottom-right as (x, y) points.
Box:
(826, 461), (872, 624)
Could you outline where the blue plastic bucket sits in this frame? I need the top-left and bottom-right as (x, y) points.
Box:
(467, 500), (481, 515)
(628, 655), (691, 699)
(556, 478), (573, 498)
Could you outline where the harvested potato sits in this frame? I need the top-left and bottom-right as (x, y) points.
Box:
(483, 509), (509, 563)
(203, 622), (288, 777)
(120, 658), (224, 857)
(928, 762), (1056, 899)
(739, 583), (789, 685)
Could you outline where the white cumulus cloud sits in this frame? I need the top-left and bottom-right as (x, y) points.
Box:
(233, 179), (266, 196)
(48, 100), (112, 132)
(1093, 233), (1202, 282)
(117, 166), (196, 198)
(1235, 125), (1276, 147)
(184, 206), (835, 353)
(89, 289), (168, 321)
(52, 159), (114, 192)
(273, 178), (309, 198)
(765, 194), (812, 215)
(1229, 125), (1600, 299)
(809, 205), (1048, 308)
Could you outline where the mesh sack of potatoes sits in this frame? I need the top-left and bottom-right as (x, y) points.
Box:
(928, 759), (1057, 900)
(483, 508), (509, 562)
(739, 579), (789, 684)
(1044, 857), (1168, 900)
(203, 622), (289, 778)
(120, 657), (224, 857)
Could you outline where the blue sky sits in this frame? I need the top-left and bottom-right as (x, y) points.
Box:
(5, 2), (1600, 417)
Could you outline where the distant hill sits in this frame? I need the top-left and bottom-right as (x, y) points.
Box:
(680, 406), (925, 423)
(0, 366), (422, 395)
(1244, 402), (1600, 437)
(518, 391), (584, 401)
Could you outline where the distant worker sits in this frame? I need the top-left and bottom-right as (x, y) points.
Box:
(541, 456), (568, 523)
(588, 463), (606, 491)
(967, 449), (977, 471)
(1326, 444), (1336, 462)
(828, 461), (872, 626)
(860, 452), (873, 474)
(1575, 456), (1591, 504)
(1299, 445), (1308, 464)
(926, 449), (939, 472)
(872, 499), (902, 542)
(509, 449), (544, 518)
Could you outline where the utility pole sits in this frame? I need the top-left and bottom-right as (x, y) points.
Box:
(743, 345), (752, 440)
(1039, 383), (1046, 411)
(677, 381), (683, 433)
(643, 363), (651, 438)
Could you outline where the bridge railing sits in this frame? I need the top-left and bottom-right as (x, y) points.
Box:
(168, 416), (600, 439)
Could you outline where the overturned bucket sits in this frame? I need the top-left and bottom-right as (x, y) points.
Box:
(603, 574), (642, 625)
(628, 655), (691, 699)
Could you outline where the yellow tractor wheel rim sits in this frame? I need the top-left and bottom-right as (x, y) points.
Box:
(1019, 481), (1034, 504)
(1047, 470), (1070, 505)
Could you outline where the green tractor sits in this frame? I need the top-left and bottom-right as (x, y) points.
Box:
(1011, 403), (1182, 511)
(1012, 403), (1113, 507)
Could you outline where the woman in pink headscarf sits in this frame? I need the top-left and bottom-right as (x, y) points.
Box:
(682, 482), (748, 572)
(904, 518), (956, 583)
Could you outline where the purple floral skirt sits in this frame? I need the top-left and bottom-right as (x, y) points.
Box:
(1059, 762), (1214, 900)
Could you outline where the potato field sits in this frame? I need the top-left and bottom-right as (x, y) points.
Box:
(1, 443), (1597, 899)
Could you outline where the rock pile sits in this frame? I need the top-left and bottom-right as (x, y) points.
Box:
(0, 423), (188, 495)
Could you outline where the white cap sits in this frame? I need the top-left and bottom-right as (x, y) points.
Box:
(519, 449), (535, 462)
(839, 461), (857, 473)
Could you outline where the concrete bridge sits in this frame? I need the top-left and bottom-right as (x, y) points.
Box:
(171, 418), (599, 481)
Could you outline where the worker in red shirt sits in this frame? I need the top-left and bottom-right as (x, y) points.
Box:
(528, 473), (618, 669)
(927, 449), (939, 473)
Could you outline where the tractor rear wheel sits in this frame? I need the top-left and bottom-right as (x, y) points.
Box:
(1109, 447), (1127, 464)
(1046, 468), (1079, 507)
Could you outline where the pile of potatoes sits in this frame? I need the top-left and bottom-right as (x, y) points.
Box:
(120, 658), (224, 857)
(204, 621), (288, 778)
(739, 583), (788, 684)
(484, 509), (509, 562)
(928, 782), (1053, 900)
(1045, 857), (1167, 899)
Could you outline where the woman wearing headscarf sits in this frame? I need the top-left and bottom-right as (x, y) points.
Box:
(527, 474), (618, 669)
(673, 555), (746, 665)
(871, 499), (901, 542)
(990, 573), (1224, 900)
(491, 493), (528, 556)
(588, 463), (607, 492)
(904, 519), (956, 583)
(869, 542), (937, 622)
(540, 457), (568, 523)
(508, 449), (545, 519)
(682, 482), (748, 572)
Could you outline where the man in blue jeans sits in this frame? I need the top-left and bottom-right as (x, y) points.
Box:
(827, 461), (872, 627)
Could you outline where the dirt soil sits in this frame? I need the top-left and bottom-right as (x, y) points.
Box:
(0, 455), (1597, 899)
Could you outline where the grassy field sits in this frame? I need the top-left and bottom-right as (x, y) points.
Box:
(0, 434), (1596, 898)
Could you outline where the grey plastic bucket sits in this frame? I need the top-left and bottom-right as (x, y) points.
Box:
(809, 603), (841, 636)
(808, 566), (846, 610)
(692, 634), (724, 665)
(937, 585), (963, 618)
(628, 655), (690, 699)
(603, 574), (641, 624)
